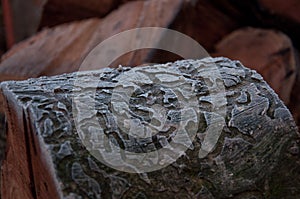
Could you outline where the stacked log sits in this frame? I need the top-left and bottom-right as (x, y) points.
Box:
(0, 0), (184, 81)
(1, 58), (299, 198)
(0, 1), (300, 198)
(213, 27), (297, 104)
(2, 0), (300, 112)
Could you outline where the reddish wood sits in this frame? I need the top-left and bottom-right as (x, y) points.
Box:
(0, 91), (33, 199)
(2, 0), (15, 47)
(0, 18), (101, 81)
(1, 0), (46, 47)
(0, 0), (183, 81)
(1, 58), (299, 198)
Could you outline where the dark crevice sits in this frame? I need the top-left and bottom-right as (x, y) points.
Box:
(210, 0), (300, 49)
(26, 109), (37, 155)
(225, 126), (256, 145)
(22, 110), (37, 199)
(285, 70), (295, 79)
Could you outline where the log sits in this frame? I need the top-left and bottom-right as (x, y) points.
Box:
(0, 0), (243, 82)
(0, 18), (102, 81)
(170, 0), (239, 52)
(0, 0), (183, 81)
(213, 27), (297, 104)
(1, 57), (299, 198)
(40, 0), (136, 28)
(209, 0), (300, 49)
(0, 0), (135, 47)
(1, 0), (45, 47)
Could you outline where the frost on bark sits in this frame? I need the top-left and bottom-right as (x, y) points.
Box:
(1, 57), (299, 199)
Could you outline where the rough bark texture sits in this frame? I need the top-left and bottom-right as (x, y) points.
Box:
(1, 57), (299, 199)
(213, 27), (297, 104)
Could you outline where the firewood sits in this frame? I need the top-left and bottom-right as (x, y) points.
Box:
(214, 27), (296, 104)
(1, 58), (299, 198)
(0, 0), (183, 81)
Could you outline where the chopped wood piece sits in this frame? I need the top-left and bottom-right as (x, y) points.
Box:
(209, 0), (300, 49)
(0, 18), (101, 81)
(172, 0), (239, 52)
(40, 0), (119, 27)
(0, 0), (183, 81)
(1, 58), (299, 198)
(214, 27), (296, 104)
(149, 0), (240, 64)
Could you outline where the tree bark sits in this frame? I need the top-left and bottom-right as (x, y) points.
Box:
(1, 57), (299, 198)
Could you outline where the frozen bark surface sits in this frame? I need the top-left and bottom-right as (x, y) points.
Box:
(0, 57), (299, 199)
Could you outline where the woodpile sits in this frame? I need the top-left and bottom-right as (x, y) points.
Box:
(0, 0), (184, 80)
(0, 0), (300, 198)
